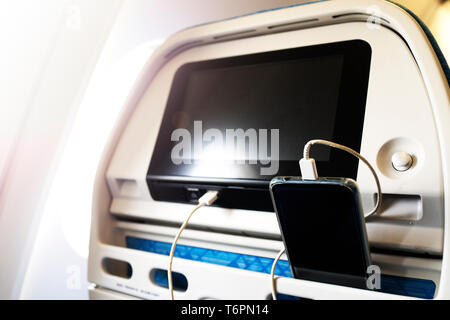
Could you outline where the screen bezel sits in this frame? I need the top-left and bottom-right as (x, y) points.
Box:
(148, 40), (371, 185)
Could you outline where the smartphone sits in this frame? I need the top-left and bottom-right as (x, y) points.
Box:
(270, 177), (371, 289)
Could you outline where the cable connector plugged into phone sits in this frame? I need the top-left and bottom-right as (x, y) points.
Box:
(299, 158), (318, 180)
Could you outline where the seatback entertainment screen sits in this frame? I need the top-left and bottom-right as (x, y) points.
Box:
(148, 40), (371, 211)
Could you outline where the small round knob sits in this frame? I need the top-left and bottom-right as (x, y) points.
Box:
(391, 151), (413, 172)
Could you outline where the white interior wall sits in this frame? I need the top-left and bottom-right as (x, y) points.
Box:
(12, 0), (305, 300)
(0, 0), (123, 299)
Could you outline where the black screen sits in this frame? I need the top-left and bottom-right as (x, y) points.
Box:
(271, 179), (371, 288)
(174, 54), (343, 163)
(149, 40), (371, 184)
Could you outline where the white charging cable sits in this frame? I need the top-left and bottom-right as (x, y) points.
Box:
(271, 139), (382, 300)
(300, 139), (382, 218)
(270, 248), (286, 300)
(168, 190), (218, 300)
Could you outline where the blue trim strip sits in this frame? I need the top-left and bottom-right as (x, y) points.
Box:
(126, 236), (292, 277)
(126, 236), (435, 299)
(378, 274), (436, 299)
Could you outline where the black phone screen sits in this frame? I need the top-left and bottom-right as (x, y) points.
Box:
(270, 179), (371, 288)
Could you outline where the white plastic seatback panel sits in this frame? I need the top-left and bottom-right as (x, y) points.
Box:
(89, 0), (450, 300)
(107, 21), (443, 253)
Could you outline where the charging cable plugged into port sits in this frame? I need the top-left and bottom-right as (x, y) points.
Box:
(168, 190), (219, 300)
(166, 140), (382, 300)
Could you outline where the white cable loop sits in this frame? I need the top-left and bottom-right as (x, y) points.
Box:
(168, 202), (204, 300)
(271, 249), (286, 300)
(168, 190), (218, 300)
(303, 139), (382, 218)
